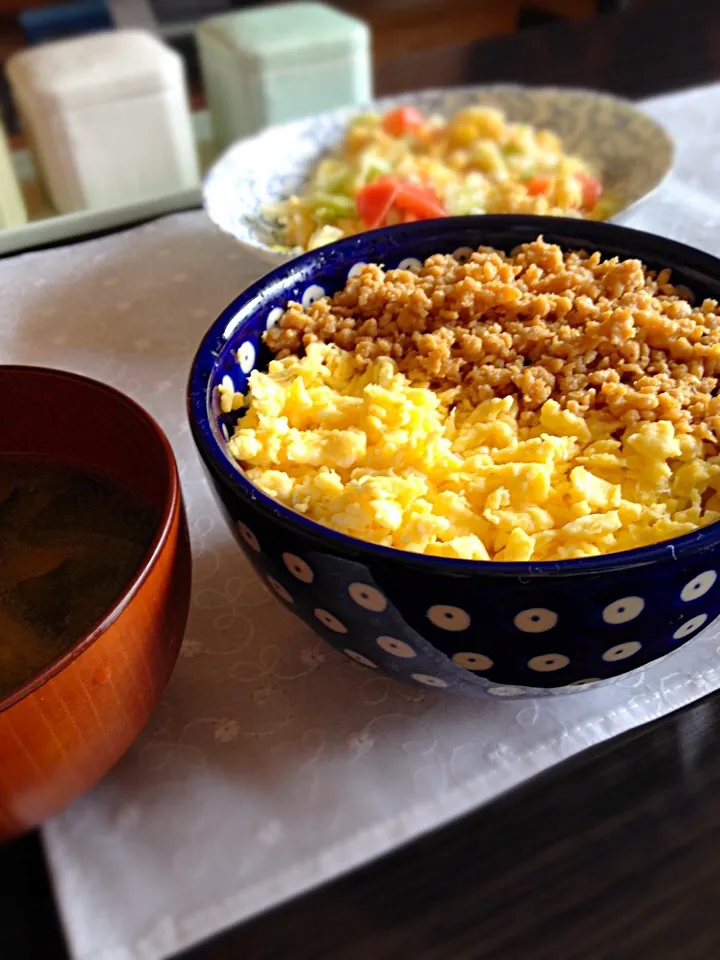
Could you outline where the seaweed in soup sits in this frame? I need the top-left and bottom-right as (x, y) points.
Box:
(0, 457), (157, 699)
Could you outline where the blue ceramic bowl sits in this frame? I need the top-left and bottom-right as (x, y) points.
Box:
(188, 215), (720, 700)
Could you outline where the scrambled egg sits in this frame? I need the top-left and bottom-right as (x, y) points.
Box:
(223, 343), (720, 562)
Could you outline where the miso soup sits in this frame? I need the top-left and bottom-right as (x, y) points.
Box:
(0, 456), (157, 699)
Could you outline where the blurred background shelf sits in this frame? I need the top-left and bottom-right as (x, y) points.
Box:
(0, 1), (650, 136)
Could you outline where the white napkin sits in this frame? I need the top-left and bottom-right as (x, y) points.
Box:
(0, 82), (718, 960)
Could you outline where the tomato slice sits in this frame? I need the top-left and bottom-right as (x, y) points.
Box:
(356, 177), (446, 229)
(526, 176), (551, 196)
(575, 171), (603, 209)
(381, 106), (426, 137)
(356, 176), (399, 228)
(393, 181), (447, 219)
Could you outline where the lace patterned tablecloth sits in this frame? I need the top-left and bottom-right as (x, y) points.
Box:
(1, 82), (719, 960)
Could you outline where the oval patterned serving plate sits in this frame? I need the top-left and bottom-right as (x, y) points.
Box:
(203, 84), (675, 265)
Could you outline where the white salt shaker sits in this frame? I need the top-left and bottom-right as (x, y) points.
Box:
(7, 30), (200, 214)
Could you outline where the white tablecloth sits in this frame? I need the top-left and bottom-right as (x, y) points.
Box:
(2, 82), (720, 960)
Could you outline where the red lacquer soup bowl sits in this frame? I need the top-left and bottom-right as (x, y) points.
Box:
(0, 366), (191, 841)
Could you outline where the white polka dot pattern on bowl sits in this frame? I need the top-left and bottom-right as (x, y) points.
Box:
(527, 653), (569, 672)
(376, 636), (417, 659)
(237, 521), (260, 552)
(347, 262), (367, 280)
(348, 582), (387, 612)
(680, 570), (717, 603)
(223, 533), (712, 695)
(343, 649), (377, 669)
(452, 652), (493, 671)
(266, 306), (284, 330)
(673, 613), (708, 639)
(411, 673), (448, 689)
(228, 534), (699, 696)
(267, 576), (293, 604)
(220, 374), (234, 397)
(602, 596), (645, 625)
(397, 257), (422, 271)
(301, 284), (325, 311)
(314, 608), (347, 633)
(602, 641), (642, 662)
(514, 608), (558, 633)
(237, 341), (256, 373)
(282, 553), (314, 583)
(426, 604), (471, 631)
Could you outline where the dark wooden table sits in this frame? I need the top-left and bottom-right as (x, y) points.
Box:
(5, 1), (720, 958)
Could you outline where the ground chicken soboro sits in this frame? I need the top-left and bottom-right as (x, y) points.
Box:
(222, 239), (720, 562)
